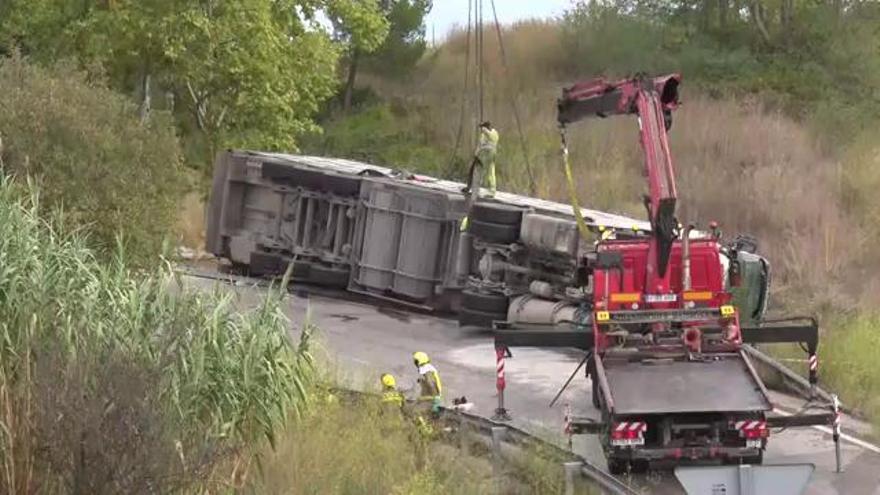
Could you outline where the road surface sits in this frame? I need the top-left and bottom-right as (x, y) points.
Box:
(183, 274), (880, 494)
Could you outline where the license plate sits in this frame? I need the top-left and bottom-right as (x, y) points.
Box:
(645, 294), (677, 303)
(746, 439), (762, 449)
(611, 438), (645, 447)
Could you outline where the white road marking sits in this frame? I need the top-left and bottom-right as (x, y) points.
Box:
(773, 407), (880, 455)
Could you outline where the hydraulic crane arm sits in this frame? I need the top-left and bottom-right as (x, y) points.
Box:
(557, 74), (682, 286)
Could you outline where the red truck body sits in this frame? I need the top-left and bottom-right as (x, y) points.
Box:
(593, 239), (730, 312)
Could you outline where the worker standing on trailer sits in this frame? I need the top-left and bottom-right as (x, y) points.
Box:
(380, 373), (405, 409)
(412, 351), (443, 416)
(594, 225), (616, 245)
(462, 122), (500, 199)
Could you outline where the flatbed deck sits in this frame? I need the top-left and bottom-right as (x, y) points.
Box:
(605, 354), (772, 415)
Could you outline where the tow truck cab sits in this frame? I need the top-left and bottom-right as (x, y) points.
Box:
(590, 238), (728, 311)
(588, 236), (769, 321)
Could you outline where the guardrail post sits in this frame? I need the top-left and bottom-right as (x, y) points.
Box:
(563, 461), (582, 495)
(493, 346), (512, 421)
(808, 350), (818, 393)
(564, 403), (573, 450)
(491, 426), (506, 494)
(832, 394), (842, 473)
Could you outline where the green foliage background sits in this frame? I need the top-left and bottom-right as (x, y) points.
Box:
(0, 56), (184, 263)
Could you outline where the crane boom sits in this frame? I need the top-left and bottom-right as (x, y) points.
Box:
(557, 73), (681, 293)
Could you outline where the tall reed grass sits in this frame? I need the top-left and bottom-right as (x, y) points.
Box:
(0, 178), (314, 492)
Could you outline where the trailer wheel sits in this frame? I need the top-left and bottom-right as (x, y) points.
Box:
(462, 289), (509, 314)
(309, 264), (350, 288)
(458, 307), (507, 328)
(468, 219), (520, 244)
(607, 458), (629, 475)
(471, 202), (524, 226)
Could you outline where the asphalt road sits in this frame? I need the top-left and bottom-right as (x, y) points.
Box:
(183, 275), (880, 494)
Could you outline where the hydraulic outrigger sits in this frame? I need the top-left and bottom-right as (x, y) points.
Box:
(492, 73), (840, 473)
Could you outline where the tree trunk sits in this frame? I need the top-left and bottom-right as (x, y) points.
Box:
(701, 0), (714, 31)
(749, 1), (772, 44)
(718, 0), (728, 30)
(781, 0), (794, 43)
(343, 51), (360, 114)
(139, 72), (151, 123)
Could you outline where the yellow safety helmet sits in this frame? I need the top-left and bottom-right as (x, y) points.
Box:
(413, 351), (430, 366)
(597, 225), (606, 232)
(381, 373), (396, 388)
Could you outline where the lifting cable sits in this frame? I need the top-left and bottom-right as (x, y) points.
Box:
(559, 125), (592, 241)
(489, 0), (538, 196)
(446, 0), (473, 174)
(477, 0), (484, 124)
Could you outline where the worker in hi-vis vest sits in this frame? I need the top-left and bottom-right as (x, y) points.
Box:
(460, 122), (500, 232)
(380, 373), (404, 408)
(463, 121), (499, 199)
(412, 351), (443, 415)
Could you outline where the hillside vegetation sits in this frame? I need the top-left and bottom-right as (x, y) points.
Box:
(0, 1), (879, 486)
(306, 4), (880, 421)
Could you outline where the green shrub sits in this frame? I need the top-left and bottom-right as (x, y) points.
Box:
(0, 55), (184, 264)
(303, 103), (451, 177)
(821, 314), (880, 427)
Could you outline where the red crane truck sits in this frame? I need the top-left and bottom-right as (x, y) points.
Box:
(493, 74), (837, 473)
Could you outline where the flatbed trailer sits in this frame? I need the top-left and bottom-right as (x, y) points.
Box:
(494, 313), (837, 473)
(205, 150), (649, 315)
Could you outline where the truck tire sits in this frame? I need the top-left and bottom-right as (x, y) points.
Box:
(607, 458), (629, 475)
(249, 253), (316, 280)
(471, 202), (524, 226)
(469, 219), (519, 244)
(462, 289), (509, 314)
(458, 307), (507, 328)
(309, 264), (350, 288)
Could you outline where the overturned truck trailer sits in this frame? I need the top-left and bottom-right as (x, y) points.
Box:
(206, 150), (660, 322)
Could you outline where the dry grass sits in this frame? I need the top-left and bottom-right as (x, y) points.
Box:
(251, 395), (488, 495)
(175, 190), (206, 250)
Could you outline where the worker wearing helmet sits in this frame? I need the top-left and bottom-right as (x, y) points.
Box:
(412, 351), (443, 415)
(594, 225), (615, 245)
(380, 373), (404, 408)
(462, 121), (500, 199)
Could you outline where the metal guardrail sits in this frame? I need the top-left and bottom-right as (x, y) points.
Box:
(742, 344), (833, 403)
(447, 409), (640, 495)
